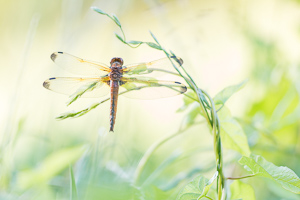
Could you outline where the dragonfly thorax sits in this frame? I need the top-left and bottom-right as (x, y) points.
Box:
(109, 68), (123, 81)
(110, 57), (123, 81)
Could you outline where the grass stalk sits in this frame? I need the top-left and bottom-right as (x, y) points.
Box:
(92, 7), (226, 199)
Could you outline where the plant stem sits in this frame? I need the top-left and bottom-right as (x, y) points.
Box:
(203, 92), (224, 200)
(203, 196), (214, 200)
(160, 49), (212, 126)
(226, 174), (255, 180)
(163, 47), (225, 199)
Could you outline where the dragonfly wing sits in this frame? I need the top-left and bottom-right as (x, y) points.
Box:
(51, 52), (111, 76)
(43, 77), (110, 98)
(119, 76), (187, 99)
(123, 56), (183, 76)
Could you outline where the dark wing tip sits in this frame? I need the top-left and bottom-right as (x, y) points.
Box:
(174, 81), (187, 93)
(43, 80), (50, 89)
(51, 52), (63, 61)
(177, 58), (184, 65)
(170, 56), (184, 66)
(181, 86), (187, 93)
(50, 52), (57, 61)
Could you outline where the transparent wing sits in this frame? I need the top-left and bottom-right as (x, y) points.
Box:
(43, 77), (110, 97)
(51, 52), (111, 76)
(123, 56), (183, 76)
(119, 76), (187, 99)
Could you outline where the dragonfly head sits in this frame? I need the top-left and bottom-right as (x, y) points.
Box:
(110, 57), (124, 67)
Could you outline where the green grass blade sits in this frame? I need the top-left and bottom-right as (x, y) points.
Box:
(69, 165), (78, 200)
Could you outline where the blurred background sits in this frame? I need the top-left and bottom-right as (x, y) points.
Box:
(0, 0), (300, 199)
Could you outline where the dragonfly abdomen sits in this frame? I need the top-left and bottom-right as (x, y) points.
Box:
(109, 80), (119, 132)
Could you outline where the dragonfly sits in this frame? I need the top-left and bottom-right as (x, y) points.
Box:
(43, 52), (187, 132)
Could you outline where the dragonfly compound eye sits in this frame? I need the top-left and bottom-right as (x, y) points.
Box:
(110, 57), (124, 65)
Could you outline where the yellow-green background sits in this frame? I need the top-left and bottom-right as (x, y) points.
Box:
(1, 0), (300, 199)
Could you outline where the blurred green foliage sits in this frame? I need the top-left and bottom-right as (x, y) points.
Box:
(1, 0), (300, 199)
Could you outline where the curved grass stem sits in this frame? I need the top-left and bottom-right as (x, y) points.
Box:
(202, 91), (224, 199)
(133, 125), (191, 186)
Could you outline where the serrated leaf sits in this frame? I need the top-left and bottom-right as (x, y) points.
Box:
(199, 172), (218, 199)
(18, 145), (86, 189)
(239, 154), (300, 194)
(177, 172), (218, 200)
(115, 32), (126, 44)
(214, 80), (247, 106)
(177, 175), (208, 200)
(146, 42), (162, 50)
(219, 106), (251, 156)
(230, 180), (256, 200)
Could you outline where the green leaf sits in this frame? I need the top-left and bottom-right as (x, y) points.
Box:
(57, 101), (102, 119)
(18, 145), (86, 189)
(219, 106), (251, 156)
(112, 14), (121, 27)
(177, 172), (218, 200)
(67, 82), (98, 106)
(149, 31), (160, 44)
(181, 103), (201, 128)
(146, 42), (162, 50)
(115, 32), (126, 44)
(230, 180), (256, 200)
(127, 40), (143, 45)
(58, 88), (138, 120)
(214, 80), (247, 106)
(183, 91), (198, 106)
(199, 172), (218, 199)
(177, 91), (198, 112)
(91, 6), (107, 15)
(239, 154), (300, 194)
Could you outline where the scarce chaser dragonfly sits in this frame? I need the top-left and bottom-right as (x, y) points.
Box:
(43, 52), (187, 131)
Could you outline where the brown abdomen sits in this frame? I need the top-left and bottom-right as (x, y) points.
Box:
(110, 80), (119, 132)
